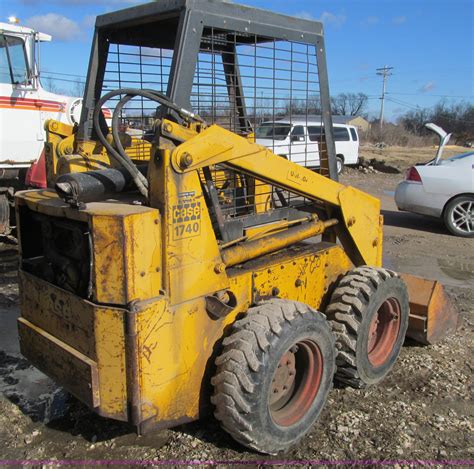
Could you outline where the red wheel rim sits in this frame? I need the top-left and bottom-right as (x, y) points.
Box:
(269, 340), (323, 427)
(367, 297), (401, 367)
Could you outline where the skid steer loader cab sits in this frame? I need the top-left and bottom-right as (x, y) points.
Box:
(14, 0), (456, 455)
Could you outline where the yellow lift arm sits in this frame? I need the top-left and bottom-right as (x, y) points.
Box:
(166, 122), (383, 267)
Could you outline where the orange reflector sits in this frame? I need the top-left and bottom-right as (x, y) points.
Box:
(400, 273), (458, 345)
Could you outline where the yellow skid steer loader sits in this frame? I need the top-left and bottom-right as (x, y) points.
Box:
(15, 0), (457, 454)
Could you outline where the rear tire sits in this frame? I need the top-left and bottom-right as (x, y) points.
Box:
(211, 299), (335, 454)
(443, 195), (474, 237)
(326, 266), (409, 388)
(336, 156), (344, 174)
(0, 193), (10, 235)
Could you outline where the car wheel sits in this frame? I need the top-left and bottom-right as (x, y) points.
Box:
(443, 195), (474, 237)
(336, 156), (344, 174)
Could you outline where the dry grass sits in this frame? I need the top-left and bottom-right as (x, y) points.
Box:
(359, 144), (468, 169)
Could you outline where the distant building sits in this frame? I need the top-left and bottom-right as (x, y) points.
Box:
(331, 115), (370, 132)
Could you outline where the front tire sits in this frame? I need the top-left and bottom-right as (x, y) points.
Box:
(211, 299), (335, 454)
(443, 196), (474, 237)
(326, 266), (409, 388)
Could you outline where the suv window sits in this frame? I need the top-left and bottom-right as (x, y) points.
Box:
(334, 127), (350, 142)
(291, 126), (305, 138)
(308, 126), (323, 141)
(0, 35), (29, 84)
(350, 128), (358, 141)
(255, 122), (291, 141)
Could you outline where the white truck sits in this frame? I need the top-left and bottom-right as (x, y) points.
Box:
(0, 21), (84, 234)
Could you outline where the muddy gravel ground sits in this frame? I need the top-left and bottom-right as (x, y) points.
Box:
(0, 159), (473, 465)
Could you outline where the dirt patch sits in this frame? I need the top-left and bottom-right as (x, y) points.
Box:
(0, 164), (472, 464)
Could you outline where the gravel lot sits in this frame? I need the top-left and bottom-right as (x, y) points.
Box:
(0, 152), (472, 465)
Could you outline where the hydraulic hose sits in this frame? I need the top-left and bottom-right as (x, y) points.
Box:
(93, 88), (204, 199)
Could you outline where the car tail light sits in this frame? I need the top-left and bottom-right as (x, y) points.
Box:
(406, 166), (422, 183)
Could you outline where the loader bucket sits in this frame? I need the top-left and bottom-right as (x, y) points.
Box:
(401, 273), (458, 345)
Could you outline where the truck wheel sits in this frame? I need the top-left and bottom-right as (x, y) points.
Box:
(326, 266), (409, 388)
(336, 156), (344, 174)
(0, 193), (10, 235)
(211, 298), (335, 454)
(443, 195), (474, 237)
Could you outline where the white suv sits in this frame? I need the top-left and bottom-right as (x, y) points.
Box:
(255, 118), (360, 174)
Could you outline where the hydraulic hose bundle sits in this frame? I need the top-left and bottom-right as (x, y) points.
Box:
(92, 88), (204, 199)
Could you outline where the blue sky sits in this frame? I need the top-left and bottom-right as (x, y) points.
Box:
(2, 0), (473, 120)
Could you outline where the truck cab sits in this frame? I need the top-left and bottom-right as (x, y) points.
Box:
(0, 22), (84, 174)
(0, 21), (84, 232)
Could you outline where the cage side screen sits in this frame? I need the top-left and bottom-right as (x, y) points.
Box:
(101, 43), (174, 159)
(191, 28), (329, 174)
(200, 165), (324, 243)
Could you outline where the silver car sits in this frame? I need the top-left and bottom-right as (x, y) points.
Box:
(395, 123), (474, 237)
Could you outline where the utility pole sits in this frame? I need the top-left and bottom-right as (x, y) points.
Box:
(376, 65), (393, 130)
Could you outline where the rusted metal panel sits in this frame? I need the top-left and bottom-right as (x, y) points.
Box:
(91, 215), (127, 304)
(19, 270), (128, 420)
(236, 243), (352, 309)
(18, 317), (100, 408)
(401, 273), (458, 345)
(19, 271), (96, 359)
(91, 210), (161, 304)
(123, 211), (162, 302)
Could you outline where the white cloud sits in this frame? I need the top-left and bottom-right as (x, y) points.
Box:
(25, 13), (81, 41)
(419, 81), (435, 93)
(319, 11), (347, 28)
(393, 16), (407, 25)
(295, 11), (315, 21)
(361, 16), (379, 26)
(291, 10), (346, 27)
(82, 15), (97, 28)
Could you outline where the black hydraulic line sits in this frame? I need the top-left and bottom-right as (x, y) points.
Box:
(93, 88), (204, 200)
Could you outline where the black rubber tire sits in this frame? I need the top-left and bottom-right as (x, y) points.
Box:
(211, 299), (335, 454)
(326, 266), (409, 388)
(336, 156), (344, 174)
(0, 194), (10, 235)
(443, 195), (474, 238)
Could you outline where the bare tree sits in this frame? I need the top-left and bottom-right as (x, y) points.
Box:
(331, 92), (368, 116)
(43, 76), (59, 94)
(71, 78), (85, 98)
(399, 101), (474, 143)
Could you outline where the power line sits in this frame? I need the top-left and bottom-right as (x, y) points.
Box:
(41, 74), (85, 85)
(376, 65), (393, 129)
(40, 70), (87, 79)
